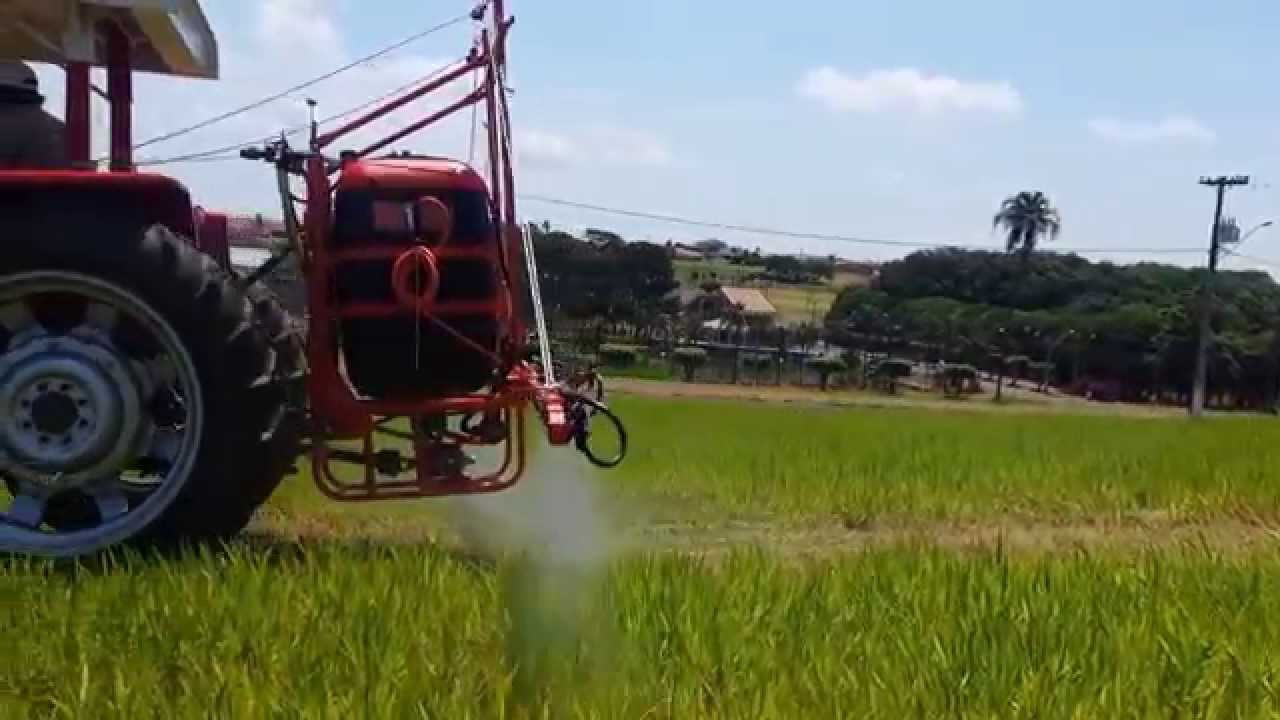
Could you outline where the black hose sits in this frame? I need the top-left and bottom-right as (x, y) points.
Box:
(562, 390), (628, 469)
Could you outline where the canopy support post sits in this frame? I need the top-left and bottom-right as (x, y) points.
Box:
(65, 62), (91, 168)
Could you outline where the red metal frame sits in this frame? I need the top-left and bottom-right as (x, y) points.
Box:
(12, 0), (584, 502)
(297, 0), (573, 499)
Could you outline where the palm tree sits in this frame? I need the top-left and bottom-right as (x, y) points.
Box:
(993, 191), (1061, 258)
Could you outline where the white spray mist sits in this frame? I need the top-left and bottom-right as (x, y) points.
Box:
(441, 437), (620, 710)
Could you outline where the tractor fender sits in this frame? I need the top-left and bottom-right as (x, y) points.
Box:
(192, 207), (232, 269)
(0, 170), (200, 251)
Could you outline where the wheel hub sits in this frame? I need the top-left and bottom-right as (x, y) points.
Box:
(0, 334), (143, 487)
(0, 269), (208, 558)
(30, 392), (79, 435)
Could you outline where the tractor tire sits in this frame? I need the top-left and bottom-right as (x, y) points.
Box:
(0, 221), (304, 557)
(230, 282), (307, 517)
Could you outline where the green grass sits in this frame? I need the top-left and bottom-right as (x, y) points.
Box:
(673, 259), (763, 287)
(756, 283), (839, 325)
(5, 396), (1280, 717)
(599, 362), (675, 382)
(5, 545), (1280, 718)
(608, 394), (1280, 523)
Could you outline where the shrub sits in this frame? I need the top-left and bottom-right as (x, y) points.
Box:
(741, 353), (775, 370)
(1004, 355), (1031, 371)
(941, 363), (978, 398)
(599, 343), (643, 368)
(807, 355), (848, 391)
(1003, 354), (1031, 387)
(673, 346), (708, 381)
(875, 358), (914, 379)
(869, 357), (913, 394)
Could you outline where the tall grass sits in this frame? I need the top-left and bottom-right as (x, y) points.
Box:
(4, 544), (1280, 718)
(609, 395), (1280, 522)
(5, 397), (1280, 717)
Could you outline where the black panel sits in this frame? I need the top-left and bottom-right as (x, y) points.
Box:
(332, 187), (501, 398)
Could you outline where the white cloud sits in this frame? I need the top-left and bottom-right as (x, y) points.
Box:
(1087, 115), (1215, 144)
(258, 0), (341, 56)
(798, 66), (1023, 116)
(518, 125), (674, 169)
(588, 125), (674, 167)
(519, 129), (578, 167)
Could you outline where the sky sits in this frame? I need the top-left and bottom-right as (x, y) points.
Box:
(29, 0), (1280, 271)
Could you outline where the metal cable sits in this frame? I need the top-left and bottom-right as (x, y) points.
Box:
(485, 33), (555, 382)
(517, 195), (1208, 256)
(132, 13), (469, 152)
(137, 61), (461, 167)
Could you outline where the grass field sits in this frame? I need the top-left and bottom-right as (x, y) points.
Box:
(756, 284), (839, 326)
(5, 394), (1280, 718)
(672, 259), (764, 287)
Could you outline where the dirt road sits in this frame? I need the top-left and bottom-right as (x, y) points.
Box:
(603, 377), (1181, 417)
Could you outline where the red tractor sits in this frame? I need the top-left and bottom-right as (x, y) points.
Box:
(0, 0), (625, 557)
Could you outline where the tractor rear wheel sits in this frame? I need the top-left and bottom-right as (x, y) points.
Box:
(0, 223), (303, 557)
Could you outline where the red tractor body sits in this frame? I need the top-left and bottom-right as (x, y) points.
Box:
(0, 0), (624, 558)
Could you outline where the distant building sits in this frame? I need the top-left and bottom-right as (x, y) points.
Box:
(671, 245), (704, 260)
(833, 260), (879, 287)
(719, 287), (777, 320)
(835, 260), (878, 275)
(226, 214), (286, 249)
(686, 285), (778, 328)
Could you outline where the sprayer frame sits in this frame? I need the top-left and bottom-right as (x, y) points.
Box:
(269, 1), (581, 500)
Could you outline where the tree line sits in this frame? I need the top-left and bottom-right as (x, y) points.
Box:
(525, 188), (1280, 411)
(825, 248), (1280, 409)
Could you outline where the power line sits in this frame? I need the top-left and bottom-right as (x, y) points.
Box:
(137, 61), (461, 167)
(1224, 250), (1280, 273)
(520, 194), (967, 249)
(518, 194), (1207, 256)
(132, 13), (469, 152)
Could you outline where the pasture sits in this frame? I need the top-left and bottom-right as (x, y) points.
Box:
(4, 394), (1280, 718)
(671, 259), (848, 326)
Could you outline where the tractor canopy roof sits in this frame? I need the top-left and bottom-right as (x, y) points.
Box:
(0, 0), (217, 79)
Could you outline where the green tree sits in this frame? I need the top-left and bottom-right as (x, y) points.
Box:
(993, 191), (1061, 258)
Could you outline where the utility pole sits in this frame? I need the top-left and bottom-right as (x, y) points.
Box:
(1190, 174), (1250, 417)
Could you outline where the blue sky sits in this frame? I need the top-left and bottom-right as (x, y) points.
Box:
(37, 0), (1280, 269)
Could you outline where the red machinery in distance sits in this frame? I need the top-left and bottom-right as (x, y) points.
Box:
(241, 0), (626, 500)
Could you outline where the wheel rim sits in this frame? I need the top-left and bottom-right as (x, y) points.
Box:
(0, 271), (204, 557)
